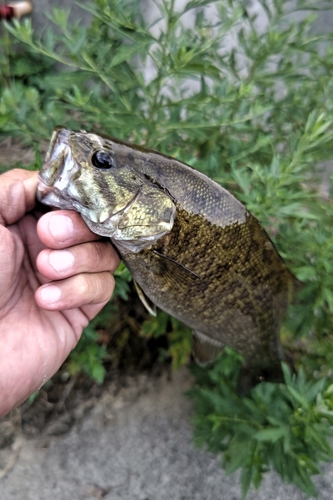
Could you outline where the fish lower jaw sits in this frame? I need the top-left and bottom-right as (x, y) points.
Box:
(36, 183), (65, 208)
(36, 182), (79, 212)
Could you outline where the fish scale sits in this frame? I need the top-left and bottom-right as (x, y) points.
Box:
(37, 127), (300, 384)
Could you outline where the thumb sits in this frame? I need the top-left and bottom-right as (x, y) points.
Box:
(0, 169), (39, 226)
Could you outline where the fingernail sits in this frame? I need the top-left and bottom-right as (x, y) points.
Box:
(49, 250), (74, 273)
(49, 215), (74, 242)
(41, 285), (62, 304)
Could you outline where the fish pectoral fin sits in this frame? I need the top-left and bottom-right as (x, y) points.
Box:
(134, 280), (157, 316)
(192, 330), (225, 365)
(151, 250), (204, 292)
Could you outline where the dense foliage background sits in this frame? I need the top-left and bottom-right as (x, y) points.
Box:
(1, 0), (333, 497)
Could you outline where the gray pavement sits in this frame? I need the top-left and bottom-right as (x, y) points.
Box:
(1, 369), (333, 500)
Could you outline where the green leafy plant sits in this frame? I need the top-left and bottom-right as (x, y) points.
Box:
(140, 310), (192, 369)
(189, 350), (333, 498)
(1, 0), (333, 496)
(69, 299), (119, 383)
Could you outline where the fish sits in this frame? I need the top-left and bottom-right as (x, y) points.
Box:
(37, 126), (299, 384)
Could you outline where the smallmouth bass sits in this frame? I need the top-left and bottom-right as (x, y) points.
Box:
(37, 127), (299, 383)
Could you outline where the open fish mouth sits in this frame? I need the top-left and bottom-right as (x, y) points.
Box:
(36, 179), (76, 211)
(36, 127), (88, 212)
(36, 179), (58, 202)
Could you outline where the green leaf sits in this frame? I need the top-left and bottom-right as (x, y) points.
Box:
(109, 41), (151, 68)
(140, 310), (170, 338)
(254, 427), (287, 442)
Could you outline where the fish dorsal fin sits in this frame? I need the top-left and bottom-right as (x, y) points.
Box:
(134, 280), (157, 316)
(192, 330), (225, 365)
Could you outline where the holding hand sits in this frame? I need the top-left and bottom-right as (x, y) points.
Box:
(0, 169), (120, 417)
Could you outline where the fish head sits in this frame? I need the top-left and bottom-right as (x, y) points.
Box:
(37, 127), (175, 251)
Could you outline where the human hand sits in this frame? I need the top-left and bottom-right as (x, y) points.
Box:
(0, 169), (120, 417)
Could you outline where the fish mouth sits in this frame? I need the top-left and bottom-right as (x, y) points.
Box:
(36, 179), (56, 201)
(36, 178), (76, 211)
(44, 127), (70, 161)
(36, 127), (80, 210)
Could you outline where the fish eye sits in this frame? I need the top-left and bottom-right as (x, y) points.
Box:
(91, 150), (115, 169)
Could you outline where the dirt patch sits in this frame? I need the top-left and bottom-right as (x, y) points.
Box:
(0, 136), (49, 171)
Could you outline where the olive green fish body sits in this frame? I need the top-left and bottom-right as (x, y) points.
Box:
(37, 128), (298, 374)
(123, 207), (293, 368)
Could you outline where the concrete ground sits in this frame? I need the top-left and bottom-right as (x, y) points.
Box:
(1, 369), (333, 500)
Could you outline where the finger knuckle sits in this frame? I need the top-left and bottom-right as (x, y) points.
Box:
(89, 242), (106, 270)
(75, 274), (91, 297)
(97, 272), (115, 303)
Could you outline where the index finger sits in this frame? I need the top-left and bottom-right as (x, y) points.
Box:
(37, 210), (103, 249)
